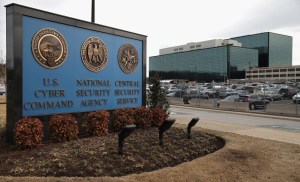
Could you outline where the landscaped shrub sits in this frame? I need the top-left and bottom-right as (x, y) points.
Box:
(134, 107), (153, 129)
(14, 117), (44, 149)
(82, 110), (110, 136)
(49, 114), (78, 142)
(111, 108), (135, 131)
(151, 108), (169, 127)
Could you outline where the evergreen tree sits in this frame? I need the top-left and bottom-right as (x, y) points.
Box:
(146, 74), (169, 112)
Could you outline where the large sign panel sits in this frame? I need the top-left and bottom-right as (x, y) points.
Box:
(22, 16), (143, 116)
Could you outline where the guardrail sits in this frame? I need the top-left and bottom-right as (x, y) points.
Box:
(219, 101), (249, 111)
(266, 104), (300, 115)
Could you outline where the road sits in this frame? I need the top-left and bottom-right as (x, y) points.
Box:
(170, 105), (300, 145)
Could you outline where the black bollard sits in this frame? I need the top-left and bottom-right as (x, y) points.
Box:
(187, 117), (199, 139)
(159, 119), (175, 146)
(118, 125), (136, 155)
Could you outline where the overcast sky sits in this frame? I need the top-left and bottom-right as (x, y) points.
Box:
(1, 0), (300, 67)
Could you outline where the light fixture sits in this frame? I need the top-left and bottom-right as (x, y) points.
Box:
(118, 124), (136, 155)
(159, 119), (175, 146)
(187, 117), (199, 139)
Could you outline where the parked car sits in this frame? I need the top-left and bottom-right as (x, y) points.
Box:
(238, 94), (269, 110)
(235, 89), (250, 96)
(216, 95), (239, 107)
(183, 90), (209, 104)
(166, 87), (180, 94)
(292, 92), (300, 104)
(218, 88), (238, 98)
(278, 88), (298, 99)
(0, 87), (5, 95)
(201, 88), (218, 98)
(258, 91), (283, 101)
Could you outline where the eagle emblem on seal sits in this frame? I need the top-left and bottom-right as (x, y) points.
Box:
(81, 37), (108, 72)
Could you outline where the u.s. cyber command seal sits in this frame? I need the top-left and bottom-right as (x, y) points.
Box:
(118, 44), (139, 74)
(81, 37), (108, 72)
(31, 28), (68, 69)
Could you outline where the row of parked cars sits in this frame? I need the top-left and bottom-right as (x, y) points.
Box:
(163, 82), (300, 109)
(216, 94), (269, 110)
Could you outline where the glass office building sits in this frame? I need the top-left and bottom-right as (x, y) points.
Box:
(149, 46), (258, 82)
(149, 32), (292, 82)
(231, 32), (292, 68)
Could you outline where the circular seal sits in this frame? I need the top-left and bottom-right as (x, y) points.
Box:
(81, 37), (108, 72)
(31, 28), (68, 69)
(118, 44), (139, 74)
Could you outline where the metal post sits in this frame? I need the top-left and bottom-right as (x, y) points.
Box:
(227, 45), (230, 84)
(194, 66), (197, 82)
(91, 0), (95, 23)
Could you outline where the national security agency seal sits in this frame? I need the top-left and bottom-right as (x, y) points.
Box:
(118, 44), (139, 74)
(81, 37), (108, 72)
(31, 28), (68, 69)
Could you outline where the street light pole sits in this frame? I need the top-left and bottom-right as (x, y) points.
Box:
(194, 66), (197, 82)
(227, 44), (231, 84)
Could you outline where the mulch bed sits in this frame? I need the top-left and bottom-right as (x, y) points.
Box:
(0, 127), (224, 177)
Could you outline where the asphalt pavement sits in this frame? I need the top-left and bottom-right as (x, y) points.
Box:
(170, 105), (300, 145)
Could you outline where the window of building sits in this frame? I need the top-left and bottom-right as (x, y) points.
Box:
(253, 70), (258, 73)
(296, 74), (300, 76)
(288, 74), (295, 77)
(273, 74), (279, 77)
(266, 75), (272, 77)
(196, 44), (201, 48)
(273, 69), (279, 72)
(253, 75), (258, 78)
(174, 48), (178, 51)
(280, 74), (286, 77)
(266, 70), (272, 72)
(246, 71), (251, 73)
(179, 48), (183, 51)
(288, 68), (295, 71)
(296, 68), (300, 71)
(259, 75), (265, 78)
(280, 68), (287, 72)
(259, 70), (265, 73)
(190, 46), (195, 49)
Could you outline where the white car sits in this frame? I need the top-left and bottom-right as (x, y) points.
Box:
(292, 93), (300, 104)
(0, 87), (5, 95)
(167, 87), (179, 94)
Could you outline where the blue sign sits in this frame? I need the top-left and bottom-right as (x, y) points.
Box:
(22, 16), (143, 116)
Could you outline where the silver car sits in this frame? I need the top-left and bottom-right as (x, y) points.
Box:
(292, 93), (300, 104)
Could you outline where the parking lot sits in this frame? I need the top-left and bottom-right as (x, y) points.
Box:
(163, 81), (300, 116)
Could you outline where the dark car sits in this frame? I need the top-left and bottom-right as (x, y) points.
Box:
(238, 94), (269, 110)
(183, 90), (209, 104)
(258, 91), (283, 101)
(278, 88), (298, 99)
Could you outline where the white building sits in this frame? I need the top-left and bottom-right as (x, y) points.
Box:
(159, 39), (242, 55)
(246, 66), (300, 82)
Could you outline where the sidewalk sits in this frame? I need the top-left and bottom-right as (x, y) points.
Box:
(170, 107), (300, 145)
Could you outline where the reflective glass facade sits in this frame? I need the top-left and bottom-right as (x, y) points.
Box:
(229, 47), (258, 79)
(231, 32), (292, 67)
(149, 46), (258, 82)
(269, 33), (292, 67)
